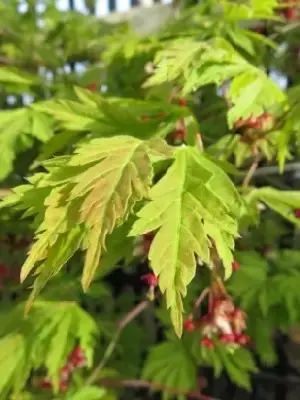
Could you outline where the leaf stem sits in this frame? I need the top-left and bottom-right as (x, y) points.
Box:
(98, 377), (220, 400)
(196, 132), (204, 152)
(85, 300), (150, 386)
(242, 146), (260, 187)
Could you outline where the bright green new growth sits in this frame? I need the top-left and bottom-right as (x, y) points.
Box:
(130, 147), (241, 336)
(0, 301), (97, 395)
(1, 136), (172, 312)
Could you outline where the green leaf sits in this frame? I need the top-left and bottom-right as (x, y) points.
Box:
(252, 187), (300, 225)
(69, 136), (155, 291)
(5, 136), (165, 303)
(70, 387), (108, 400)
(0, 301), (98, 396)
(227, 71), (286, 128)
(0, 67), (36, 85)
(0, 109), (30, 180)
(143, 340), (197, 400)
(0, 334), (26, 396)
(30, 111), (54, 142)
(130, 147), (240, 336)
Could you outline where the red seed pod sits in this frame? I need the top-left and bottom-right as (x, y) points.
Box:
(295, 209), (300, 219)
(219, 333), (236, 344)
(232, 260), (240, 272)
(60, 365), (70, 381)
(173, 129), (185, 140)
(179, 98), (187, 106)
(200, 337), (214, 349)
(87, 82), (97, 92)
(39, 378), (52, 390)
(141, 273), (159, 287)
(283, 7), (298, 21)
(59, 380), (69, 393)
(236, 333), (251, 345)
(183, 318), (196, 332)
(68, 345), (86, 368)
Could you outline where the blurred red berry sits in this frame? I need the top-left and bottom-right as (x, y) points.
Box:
(60, 365), (70, 381)
(87, 82), (97, 92)
(232, 260), (240, 272)
(236, 334), (251, 345)
(283, 7), (297, 21)
(141, 115), (150, 122)
(68, 345), (86, 368)
(200, 337), (214, 349)
(179, 98), (187, 106)
(295, 209), (300, 219)
(219, 333), (236, 344)
(173, 129), (185, 140)
(184, 318), (196, 332)
(0, 263), (10, 278)
(39, 378), (52, 390)
(59, 380), (69, 392)
(141, 273), (159, 287)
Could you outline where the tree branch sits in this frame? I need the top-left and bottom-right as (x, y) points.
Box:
(98, 377), (220, 400)
(85, 299), (151, 386)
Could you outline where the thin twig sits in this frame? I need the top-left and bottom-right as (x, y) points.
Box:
(188, 287), (210, 320)
(242, 146), (261, 187)
(85, 300), (150, 386)
(98, 377), (220, 400)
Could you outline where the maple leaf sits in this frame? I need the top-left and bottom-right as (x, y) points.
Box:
(68, 136), (165, 290)
(143, 340), (197, 400)
(1, 136), (172, 306)
(130, 147), (240, 336)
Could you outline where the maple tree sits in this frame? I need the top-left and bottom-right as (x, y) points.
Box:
(0, 0), (300, 399)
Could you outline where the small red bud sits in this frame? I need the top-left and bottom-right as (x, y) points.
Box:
(59, 380), (69, 392)
(236, 334), (251, 345)
(283, 7), (298, 21)
(183, 318), (196, 332)
(295, 209), (300, 219)
(39, 378), (52, 390)
(60, 367), (69, 381)
(232, 260), (240, 272)
(219, 333), (236, 344)
(200, 337), (214, 349)
(141, 115), (150, 122)
(141, 273), (159, 287)
(87, 82), (97, 92)
(173, 129), (185, 140)
(179, 98), (187, 106)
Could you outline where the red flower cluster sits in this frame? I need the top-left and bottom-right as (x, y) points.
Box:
(39, 346), (86, 393)
(184, 299), (251, 350)
(234, 112), (273, 131)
